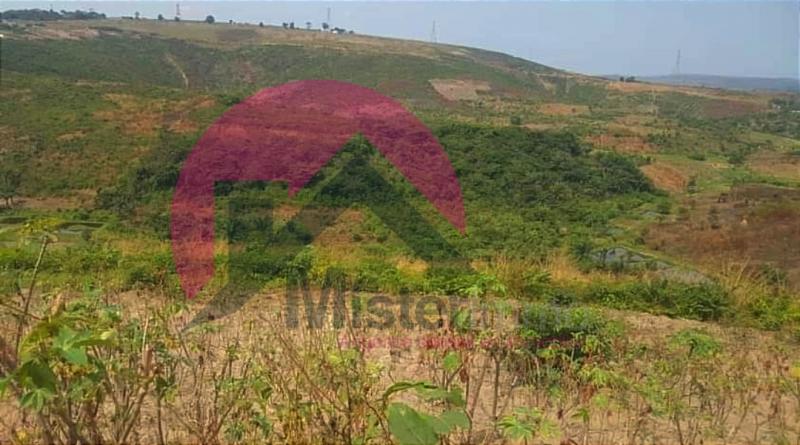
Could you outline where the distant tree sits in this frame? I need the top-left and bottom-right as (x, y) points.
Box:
(134, 11), (140, 20)
(157, 13), (164, 21)
(259, 21), (264, 27)
(1, 8), (104, 21)
(289, 21), (295, 29)
(174, 16), (180, 22)
(0, 167), (21, 208)
(708, 207), (721, 229)
(282, 22), (288, 29)
(625, 76), (636, 82)
(305, 21), (312, 30)
(321, 22), (329, 31)
(205, 15), (215, 24)
(619, 76), (625, 82)
(228, 19), (233, 24)
(686, 176), (698, 194)
(727, 149), (746, 166)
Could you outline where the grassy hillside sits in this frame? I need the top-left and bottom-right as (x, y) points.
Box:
(1, 18), (800, 444)
(1, 17), (798, 314)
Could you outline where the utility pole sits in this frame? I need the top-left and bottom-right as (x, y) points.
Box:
(175, 2), (181, 20)
(326, 7), (331, 25)
(673, 49), (682, 83)
(430, 20), (437, 43)
(0, 33), (4, 86)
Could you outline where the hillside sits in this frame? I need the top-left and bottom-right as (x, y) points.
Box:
(3, 19), (799, 289)
(639, 74), (800, 93)
(1, 17), (800, 445)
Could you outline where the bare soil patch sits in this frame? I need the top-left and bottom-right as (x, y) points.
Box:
(640, 162), (688, 192)
(429, 79), (491, 101)
(537, 102), (588, 116)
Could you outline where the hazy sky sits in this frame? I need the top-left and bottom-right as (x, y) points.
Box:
(4, 1), (798, 78)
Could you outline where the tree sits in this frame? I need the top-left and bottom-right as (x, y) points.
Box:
(134, 11), (140, 20)
(174, 15), (180, 21)
(157, 13), (164, 21)
(306, 21), (312, 30)
(322, 22), (329, 31)
(205, 15), (215, 24)
(259, 21), (264, 27)
(0, 167), (21, 208)
(289, 22), (295, 29)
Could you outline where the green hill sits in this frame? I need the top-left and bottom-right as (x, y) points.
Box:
(1, 18), (799, 321)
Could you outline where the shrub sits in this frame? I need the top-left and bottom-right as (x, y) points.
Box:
(519, 303), (619, 358)
(583, 281), (730, 321)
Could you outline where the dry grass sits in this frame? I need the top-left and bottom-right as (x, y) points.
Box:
(537, 102), (588, 116)
(640, 162), (688, 193)
(645, 186), (800, 288)
(476, 251), (616, 298)
(93, 93), (164, 137)
(93, 93), (213, 137)
(748, 151), (800, 183)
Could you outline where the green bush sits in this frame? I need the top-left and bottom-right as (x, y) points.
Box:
(518, 304), (622, 372)
(583, 281), (729, 321)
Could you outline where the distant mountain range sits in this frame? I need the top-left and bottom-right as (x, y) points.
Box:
(603, 74), (799, 93)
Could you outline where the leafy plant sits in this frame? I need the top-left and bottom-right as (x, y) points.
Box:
(382, 381), (470, 445)
(498, 407), (559, 443)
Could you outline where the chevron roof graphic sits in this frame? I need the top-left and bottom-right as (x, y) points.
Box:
(171, 80), (466, 299)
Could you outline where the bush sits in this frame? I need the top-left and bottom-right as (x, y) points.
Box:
(518, 303), (621, 367)
(583, 281), (730, 321)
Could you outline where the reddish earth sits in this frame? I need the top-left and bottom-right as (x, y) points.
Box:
(645, 184), (800, 288)
(640, 162), (688, 193)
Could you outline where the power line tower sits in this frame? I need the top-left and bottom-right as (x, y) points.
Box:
(175, 2), (181, 20)
(430, 20), (437, 43)
(326, 7), (331, 25)
(672, 49), (682, 80)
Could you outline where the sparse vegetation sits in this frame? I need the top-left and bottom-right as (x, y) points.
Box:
(0, 16), (799, 445)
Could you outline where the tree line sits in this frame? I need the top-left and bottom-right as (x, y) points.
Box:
(0, 9), (106, 21)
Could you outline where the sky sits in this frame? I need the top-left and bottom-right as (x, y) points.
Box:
(4, 1), (798, 78)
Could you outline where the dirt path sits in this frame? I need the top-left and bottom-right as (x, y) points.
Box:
(164, 53), (189, 89)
